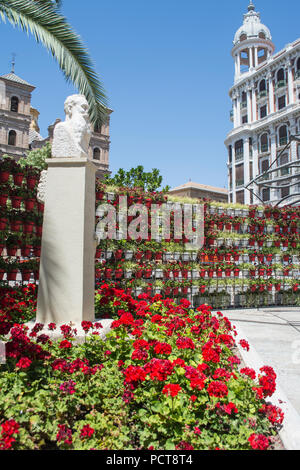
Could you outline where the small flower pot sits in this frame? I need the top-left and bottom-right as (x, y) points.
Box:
(36, 226), (43, 237)
(7, 246), (18, 257)
(7, 270), (18, 281)
(11, 196), (22, 209)
(13, 173), (24, 186)
(0, 171), (10, 183)
(27, 176), (38, 190)
(24, 199), (36, 211)
(10, 220), (22, 232)
(0, 194), (8, 207)
(23, 221), (35, 234)
(21, 271), (32, 282)
(21, 245), (32, 257)
(33, 246), (41, 257)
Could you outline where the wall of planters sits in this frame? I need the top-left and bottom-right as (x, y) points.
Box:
(95, 183), (300, 310)
(0, 159), (43, 284)
(1, 166), (299, 311)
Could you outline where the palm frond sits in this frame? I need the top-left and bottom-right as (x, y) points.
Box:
(0, 0), (108, 126)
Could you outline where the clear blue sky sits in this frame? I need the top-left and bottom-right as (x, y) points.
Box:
(0, 0), (299, 189)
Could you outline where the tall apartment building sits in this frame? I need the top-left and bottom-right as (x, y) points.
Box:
(225, 1), (300, 206)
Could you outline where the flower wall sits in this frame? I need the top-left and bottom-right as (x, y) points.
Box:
(0, 159), (43, 284)
(95, 184), (300, 310)
(0, 163), (299, 311)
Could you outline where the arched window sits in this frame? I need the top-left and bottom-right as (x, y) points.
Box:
(259, 32), (266, 40)
(277, 68), (285, 83)
(240, 34), (247, 42)
(259, 80), (266, 92)
(10, 96), (19, 113)
(8, 130), (16, 146)
(278, 125), (288, 146)
(93, 148), (101, 160)
(260, 134), (268, 153)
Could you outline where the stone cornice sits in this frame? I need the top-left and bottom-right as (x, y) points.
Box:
(225, 104), (300, 144)
(230, 39), (300, 97)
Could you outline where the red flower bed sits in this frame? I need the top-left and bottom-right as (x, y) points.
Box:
(0, 285), (283, 450)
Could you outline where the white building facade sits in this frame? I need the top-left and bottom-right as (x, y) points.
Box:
(225, 1), (300, 206)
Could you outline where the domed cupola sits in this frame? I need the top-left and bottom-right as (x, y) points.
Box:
(232, 2), (275, 82)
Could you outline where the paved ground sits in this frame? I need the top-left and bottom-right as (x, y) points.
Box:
(220, 307), (300, 415)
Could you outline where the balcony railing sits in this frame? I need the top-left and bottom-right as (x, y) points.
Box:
(236, 180), (244, 188)
(260, 144), (269, 153)
(240, 101), (247, 109)
(275, 80), (287, 90)
(235, 150), (244, 161)
(279, 137), (288, 146)
(295, 70), (300, 80)
(281, 167), (290, 176)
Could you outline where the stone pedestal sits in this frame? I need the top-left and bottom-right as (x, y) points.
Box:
(36, 158), (96, 325)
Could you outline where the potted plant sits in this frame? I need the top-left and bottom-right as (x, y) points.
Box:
(0, 184), (9, 207)
(6, 259), (19, 281)
(0, 156), (13, 183)
(6, 234), (21, 257)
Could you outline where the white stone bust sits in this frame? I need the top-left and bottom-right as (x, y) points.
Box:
(52, 94), (92, 159)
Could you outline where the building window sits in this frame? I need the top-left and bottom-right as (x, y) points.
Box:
(8, 130), (16, 146)
(228, 145), (232, 163)
(281, 186), (290, 199)
(278, 95), (286, 110)
(278, 125), (288, 146)
(296, 58), (300, 78)
(261, 159), (269, 174)
(260, 105), (267, 118)
(262, 188), (270, 202)
(277, 68), (285, 83)
(94, 124), (102, 134)
(278, 153), (289, 176)
(10, 96), (19, 113)
(235, 140), (244, 160)
(93, 148), (101, 160)
(236, 190), (244, 204)
(260, 133), (269, 153)
(242, 115), (248, 124)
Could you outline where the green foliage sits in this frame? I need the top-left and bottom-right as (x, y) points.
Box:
(18, 143), (51, 171)
(0, 0), (108, 126)
(104, 165), (170, 193)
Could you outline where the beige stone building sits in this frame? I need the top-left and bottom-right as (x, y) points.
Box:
(0, 69), (111, 178)
(169, 182), (228, 203)
(0, 71), (35, 159)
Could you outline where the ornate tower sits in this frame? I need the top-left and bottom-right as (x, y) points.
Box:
(0, 69), (35, 159)
(225, 2), (300, 206)
(232, 1), (275, 84)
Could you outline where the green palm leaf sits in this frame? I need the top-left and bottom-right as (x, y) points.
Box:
(0, 0), (108, 126)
